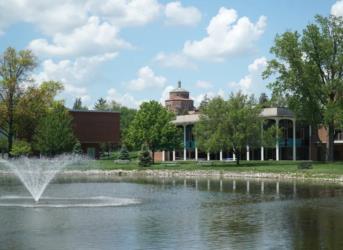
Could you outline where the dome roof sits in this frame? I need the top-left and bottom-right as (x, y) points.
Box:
(170, 81), (188, 93)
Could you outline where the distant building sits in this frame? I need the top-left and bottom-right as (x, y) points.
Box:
(155, 83), (343, 162)
(165, 81), (195, 115)
(70, 110), (120, 158)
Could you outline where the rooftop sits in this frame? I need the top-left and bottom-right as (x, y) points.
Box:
(260, 107), (294, 118)
(170, 81), (188, 93)
(172, 113), (200, 125)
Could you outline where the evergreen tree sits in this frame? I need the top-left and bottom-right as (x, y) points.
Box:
(73, 140), (83, 155)
(138, 143), (151, 167)
(118, 144), (130, 160)
(73, 98), (88, 111)
(94, 98), (109, 111)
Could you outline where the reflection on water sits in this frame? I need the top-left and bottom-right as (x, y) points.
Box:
(0, 176), (343, 250)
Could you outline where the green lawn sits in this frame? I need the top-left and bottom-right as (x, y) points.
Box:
(80, 160), (343, 179)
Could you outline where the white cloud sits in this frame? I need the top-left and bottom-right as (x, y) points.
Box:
(0, 0), (161, 35)
(229, 57), (267, 94)
(165, 1), (201, 26)
(192, 89), (225, 107)
(183, 7), (267, 61)
(0, 0), (88, 36)
(28, 16), (130, 58)
(106, 88), (142, 108)
(127, 66), (166, 91)
(332, 1), (343, 16)
(195, 80), (212, 89)
(33, 53), (116, 103)
(89, 0), (161, 27)
(154, 52), (197, 69)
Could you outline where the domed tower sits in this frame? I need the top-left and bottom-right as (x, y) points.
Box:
(165, 81), (194, 115)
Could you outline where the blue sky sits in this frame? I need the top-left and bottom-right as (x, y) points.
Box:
(0, 0), (341, 108)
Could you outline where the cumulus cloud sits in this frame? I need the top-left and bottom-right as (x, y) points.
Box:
(0, 0), (161, 35)
(192, 89), (225, 107)
(28, 16), (130, 58)
(183, 8), (267, 61)
(33, 53), (116, 103)
(229, 57), (267, 94)
(89, 0), (161, 27)
(331, 0), (343, 16)
(127, 66), (166, 91)
(154, 52), (197, 69)
(106, 88), (142, 108)
(195, 80), (212, 89)
(165, 1), (201, 26)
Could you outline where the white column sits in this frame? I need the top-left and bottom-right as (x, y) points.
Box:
(233, 152), (236, 161)
(207, 152), (210, 161)
(276, 118), (280, 161)
(293, 119), (296, 161)
(261, 121), (264, 161)
(162, 150), (165, 162)
(246, 146), (250, 161)
(183, 125), (187, 161)
(172, 150), (176, 161)
(220, 150), (223, 161)
(195, 147), (198, 161)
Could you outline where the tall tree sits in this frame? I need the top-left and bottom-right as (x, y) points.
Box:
(94, 98), (109, 111)
(72, 97), (88, 110)
(126, 101), (181, 163)
(263, 15), (343, 161)
(15, 81), (63, 142)
(0, 47), (37, 155)
(259, 93), (269, 108)
(195, 93), (276, 165)
(33, 102), (76, 156)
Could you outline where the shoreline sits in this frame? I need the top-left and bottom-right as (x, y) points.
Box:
(1, 169), (343, 184)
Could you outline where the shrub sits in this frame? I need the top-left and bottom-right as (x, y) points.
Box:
(298, 161), (313, 170)
(0, 138), (8, 158)
(118, 145), (130, 160)
(139, 143), (151, 167)
(73, 140), (83, 155)
(10, 140), (31, 157)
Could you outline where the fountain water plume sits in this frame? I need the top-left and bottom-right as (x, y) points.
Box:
(0, 154), (84, 202)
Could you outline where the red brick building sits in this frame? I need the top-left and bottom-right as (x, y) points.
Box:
(165, 81), (194, 115)
(70, 110), (120, 158)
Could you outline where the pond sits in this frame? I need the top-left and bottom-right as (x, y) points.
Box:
(0, 176), (343, 249)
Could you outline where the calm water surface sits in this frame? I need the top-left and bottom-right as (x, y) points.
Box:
(0, 176), (343, 250)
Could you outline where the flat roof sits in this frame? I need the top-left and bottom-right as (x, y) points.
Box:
(69, 110), (120, 114)
(172, 114), (200, 125)
(260, 107), (294, 118)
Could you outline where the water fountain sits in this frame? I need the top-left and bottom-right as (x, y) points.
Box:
(0, 154), (83, 202)
(0, 154), (140, 208)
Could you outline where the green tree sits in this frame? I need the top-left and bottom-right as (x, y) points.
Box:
(118, 144), (130, 160)
(94, 98), (109, 111)
(195, 93), (276, 165)
(0, 138), (7, 158)
(10, 140), (31, 157)
(138, 143), (151, 167)
(73, 140), (83, 155)
(126, 101), (181, 163)
(33, 102), (76, 156)
(14, 81), (63, 142)
(259, 93), (270, 108)
(263, 15), (343, 161)
(0, 47), (37, 155)
(108, 101), (137, 138)
(72, 98), (88, 111)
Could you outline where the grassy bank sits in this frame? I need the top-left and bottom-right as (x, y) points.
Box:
(80, 160), (343, 179)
